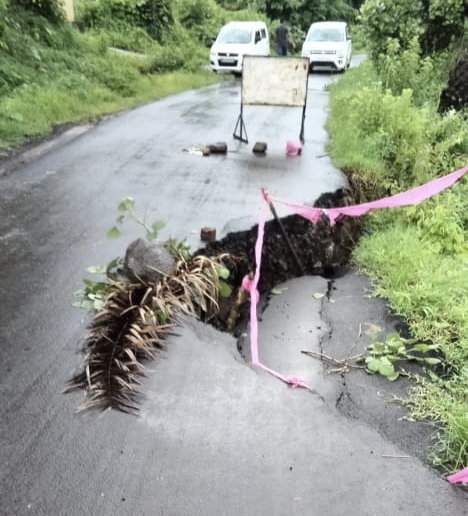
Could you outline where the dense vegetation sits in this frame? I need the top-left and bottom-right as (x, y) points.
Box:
(1, 0), (467, 473)
(327, 2), (467, 473)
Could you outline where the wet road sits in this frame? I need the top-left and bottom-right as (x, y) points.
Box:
(1, 56), (467, 515)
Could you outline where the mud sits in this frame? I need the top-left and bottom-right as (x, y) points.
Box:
(194, 187), (362, 334)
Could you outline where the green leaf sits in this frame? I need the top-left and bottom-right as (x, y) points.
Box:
(366, 357), (381, 373)
(367, 342), (387, 354)
(117, 197), (135, 212)
(86, 265), (106, 274)
(151, 220), (166, 233)
(219, 281), (232, 298)
(216, 266), (230, 280)
(107, 226), (121, 239)
(384, 332), (402, 342)
(423, 357), (442, 365)
(377, 359), (397, 379)
(386, 371), (400, 381)
(410, 343), (439, 353)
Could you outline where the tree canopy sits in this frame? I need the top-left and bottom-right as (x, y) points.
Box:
(359, 0), (467, 60)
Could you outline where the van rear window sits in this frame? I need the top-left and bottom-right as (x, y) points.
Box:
(218, 28), (252, 44)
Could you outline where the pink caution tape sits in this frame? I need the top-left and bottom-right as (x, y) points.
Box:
(242, 164), (467, 391)
(242, 200), (312, 389)
(267, 165), (468, 226)
(447, 466), (468, 484)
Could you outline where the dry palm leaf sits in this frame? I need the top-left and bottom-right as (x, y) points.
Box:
(67, 253), (230, 413)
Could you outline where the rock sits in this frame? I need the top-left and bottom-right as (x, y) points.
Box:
(122, 238), (174, 284)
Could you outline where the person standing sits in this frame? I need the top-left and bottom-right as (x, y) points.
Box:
(275, 18), (289, 56)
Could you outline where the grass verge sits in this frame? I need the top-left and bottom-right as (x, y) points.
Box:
(327, 56), (468, 473)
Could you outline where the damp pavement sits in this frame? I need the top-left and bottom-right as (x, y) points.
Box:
(1, 56), (467, 515)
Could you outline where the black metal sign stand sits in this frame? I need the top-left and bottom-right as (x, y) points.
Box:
(233, 102), (307, 145)
(232, 57), (309, 145)
(233, 103), (248, 143)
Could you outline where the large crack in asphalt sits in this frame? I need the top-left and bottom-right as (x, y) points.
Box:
(192, 192), (443, 465)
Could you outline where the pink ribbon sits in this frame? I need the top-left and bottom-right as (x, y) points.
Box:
(267, 165), (468, 225)
(242, 165), (467, 392)
(447, 466), (468, 484)
(242, 200), (311, 389)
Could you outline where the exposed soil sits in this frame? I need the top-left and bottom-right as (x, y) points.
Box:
(194, 187), (362, 334)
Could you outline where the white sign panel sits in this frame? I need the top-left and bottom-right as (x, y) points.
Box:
(242, 56), (309, 107)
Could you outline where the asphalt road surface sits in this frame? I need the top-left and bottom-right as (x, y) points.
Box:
(1, 56), (467, 515)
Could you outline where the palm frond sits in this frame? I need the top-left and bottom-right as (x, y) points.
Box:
(67, 252), (231, 413)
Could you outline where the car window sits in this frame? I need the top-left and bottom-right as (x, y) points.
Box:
(217, 28), (252, 44)
(307, 27), (345, 42)
(255, 30), (261, 43)
(261, 28), (266, 38)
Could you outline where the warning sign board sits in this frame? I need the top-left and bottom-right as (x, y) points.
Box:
(233, 56), (310, 143)
(241, 56), (309, 107)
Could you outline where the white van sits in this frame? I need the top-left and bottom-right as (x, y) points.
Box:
(301, 21), (352, 73)
(209, 21), (270, 75)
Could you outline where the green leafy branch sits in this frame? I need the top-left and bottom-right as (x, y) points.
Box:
(107, 197), (166, 241)
(359, 332), (441, 381)
(74, 197), (232, 311)
(72, 258), (122, 310)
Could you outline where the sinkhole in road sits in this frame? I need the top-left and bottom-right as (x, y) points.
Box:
(67, 186), (363, 413)
(194, 186), (362, 339)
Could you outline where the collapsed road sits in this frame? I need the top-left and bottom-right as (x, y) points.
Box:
(1, 56), (467, 515)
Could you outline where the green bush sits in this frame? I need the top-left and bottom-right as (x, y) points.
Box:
(140, 46), (188, 73)
(359, 0), (423, 61)
(77, 0), (174, 42)
(11, 0), (66, 23)
(359, 0), (466, 60)
(376, 38), (443, 107)
(91, 26), (158, 53)
(177, 0), (226, 47)
(328, 58), (468, 193)
(90, 56), (140, 96)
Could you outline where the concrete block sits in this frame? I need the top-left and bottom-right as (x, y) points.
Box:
(253, 141), (267, 153)
(207, 142), (228, 154)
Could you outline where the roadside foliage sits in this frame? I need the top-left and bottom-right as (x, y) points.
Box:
(1, 0), (467, 473)
(327, 1), (468, 473)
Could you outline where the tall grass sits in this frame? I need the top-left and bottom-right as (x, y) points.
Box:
(0, 68), (220, 147)
(327, 43), (468, 471)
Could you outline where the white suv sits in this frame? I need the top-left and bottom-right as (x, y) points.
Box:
(301, 21), (352, 73)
